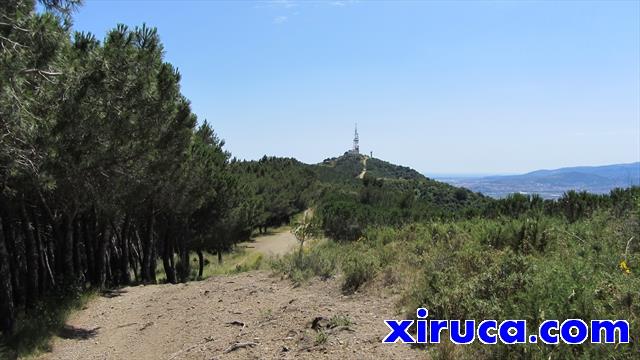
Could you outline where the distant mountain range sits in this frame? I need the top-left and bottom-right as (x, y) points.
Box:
(434, 162), (640, 199)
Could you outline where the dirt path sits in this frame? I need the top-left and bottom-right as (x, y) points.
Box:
(34, 229), (422, 359)
(239, 230), (299, 258)
(357, 157), (368, 179)
(36, 272), (421, 360)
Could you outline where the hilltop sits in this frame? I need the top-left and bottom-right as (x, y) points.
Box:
(316, 153), (426, 182)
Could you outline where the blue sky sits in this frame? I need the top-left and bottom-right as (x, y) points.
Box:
(71, 0), (640, 174)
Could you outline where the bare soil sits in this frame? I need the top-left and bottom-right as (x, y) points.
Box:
(239, 230), (299, 258)
(35, 232), (423, 360)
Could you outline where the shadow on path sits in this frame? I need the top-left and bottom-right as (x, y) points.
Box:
(100, 289), (128, 298)
(57, 325), (100, 340)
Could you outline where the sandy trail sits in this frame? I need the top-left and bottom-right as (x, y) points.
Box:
(36, 273), (420, 360)
(239, 230), (299, 258)
(35, 231), (421, 360)
(357, 157), (368, 179)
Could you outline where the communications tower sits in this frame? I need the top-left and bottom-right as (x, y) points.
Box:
(352, 123), (360, 155)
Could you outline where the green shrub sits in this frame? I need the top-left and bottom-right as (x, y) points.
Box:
(273, 207), (640, 359)
(271, 241), (338, 284)
(405, 213), (640, 359)
(328, 314), (353, 328)
(233, 253), (264, 273)
(341, 247), (379, 293)
(319, 200), (367, 241)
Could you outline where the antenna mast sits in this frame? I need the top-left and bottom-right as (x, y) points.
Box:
(353, 123), (360, 154)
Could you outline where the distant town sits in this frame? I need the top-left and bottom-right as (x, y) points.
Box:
(434, 162), (640, 199)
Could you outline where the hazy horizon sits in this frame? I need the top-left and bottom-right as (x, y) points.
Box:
(427, 160), (640, 179)
(72, 0), (640, 173)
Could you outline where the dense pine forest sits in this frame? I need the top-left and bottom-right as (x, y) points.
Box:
(1, 1), (639, 359)
(0, 0), (247, 336)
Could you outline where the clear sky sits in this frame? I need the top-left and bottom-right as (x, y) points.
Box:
(70, 0), (640, 174)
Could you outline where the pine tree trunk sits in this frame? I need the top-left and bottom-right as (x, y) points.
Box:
(72, 217), (81, 283)
(95, 220), (109, 289)
(30, 208), (46, 293)
(142, 210), (155, 284)
(41, 238), (56, 289)
(19, 200), (39, 306)
(161, 225), (177, 284)
(178, 226), (190, 283)
(3, 216), (24, 307)
(83, 219), (95, 286)
(106, 245), (113, 286)
(107, 225), (120, 286)
(197, 249), (204, 279)
(169, 245), (176, 277)
(62, 213), (75, 284)
(130, 231), (142, 283)
(120, 216), (130, 285)
(150, 240), (157, 284)
(0, 215), (16, 335)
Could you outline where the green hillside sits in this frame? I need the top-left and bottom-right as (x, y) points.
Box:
(317, 153), (426, 182)
(365, 157), (426, 180)
(230, 152), (491, 240)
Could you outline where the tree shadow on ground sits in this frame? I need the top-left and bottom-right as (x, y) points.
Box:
(57, 325), (100, 340)
(100, 289), (128, 298)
